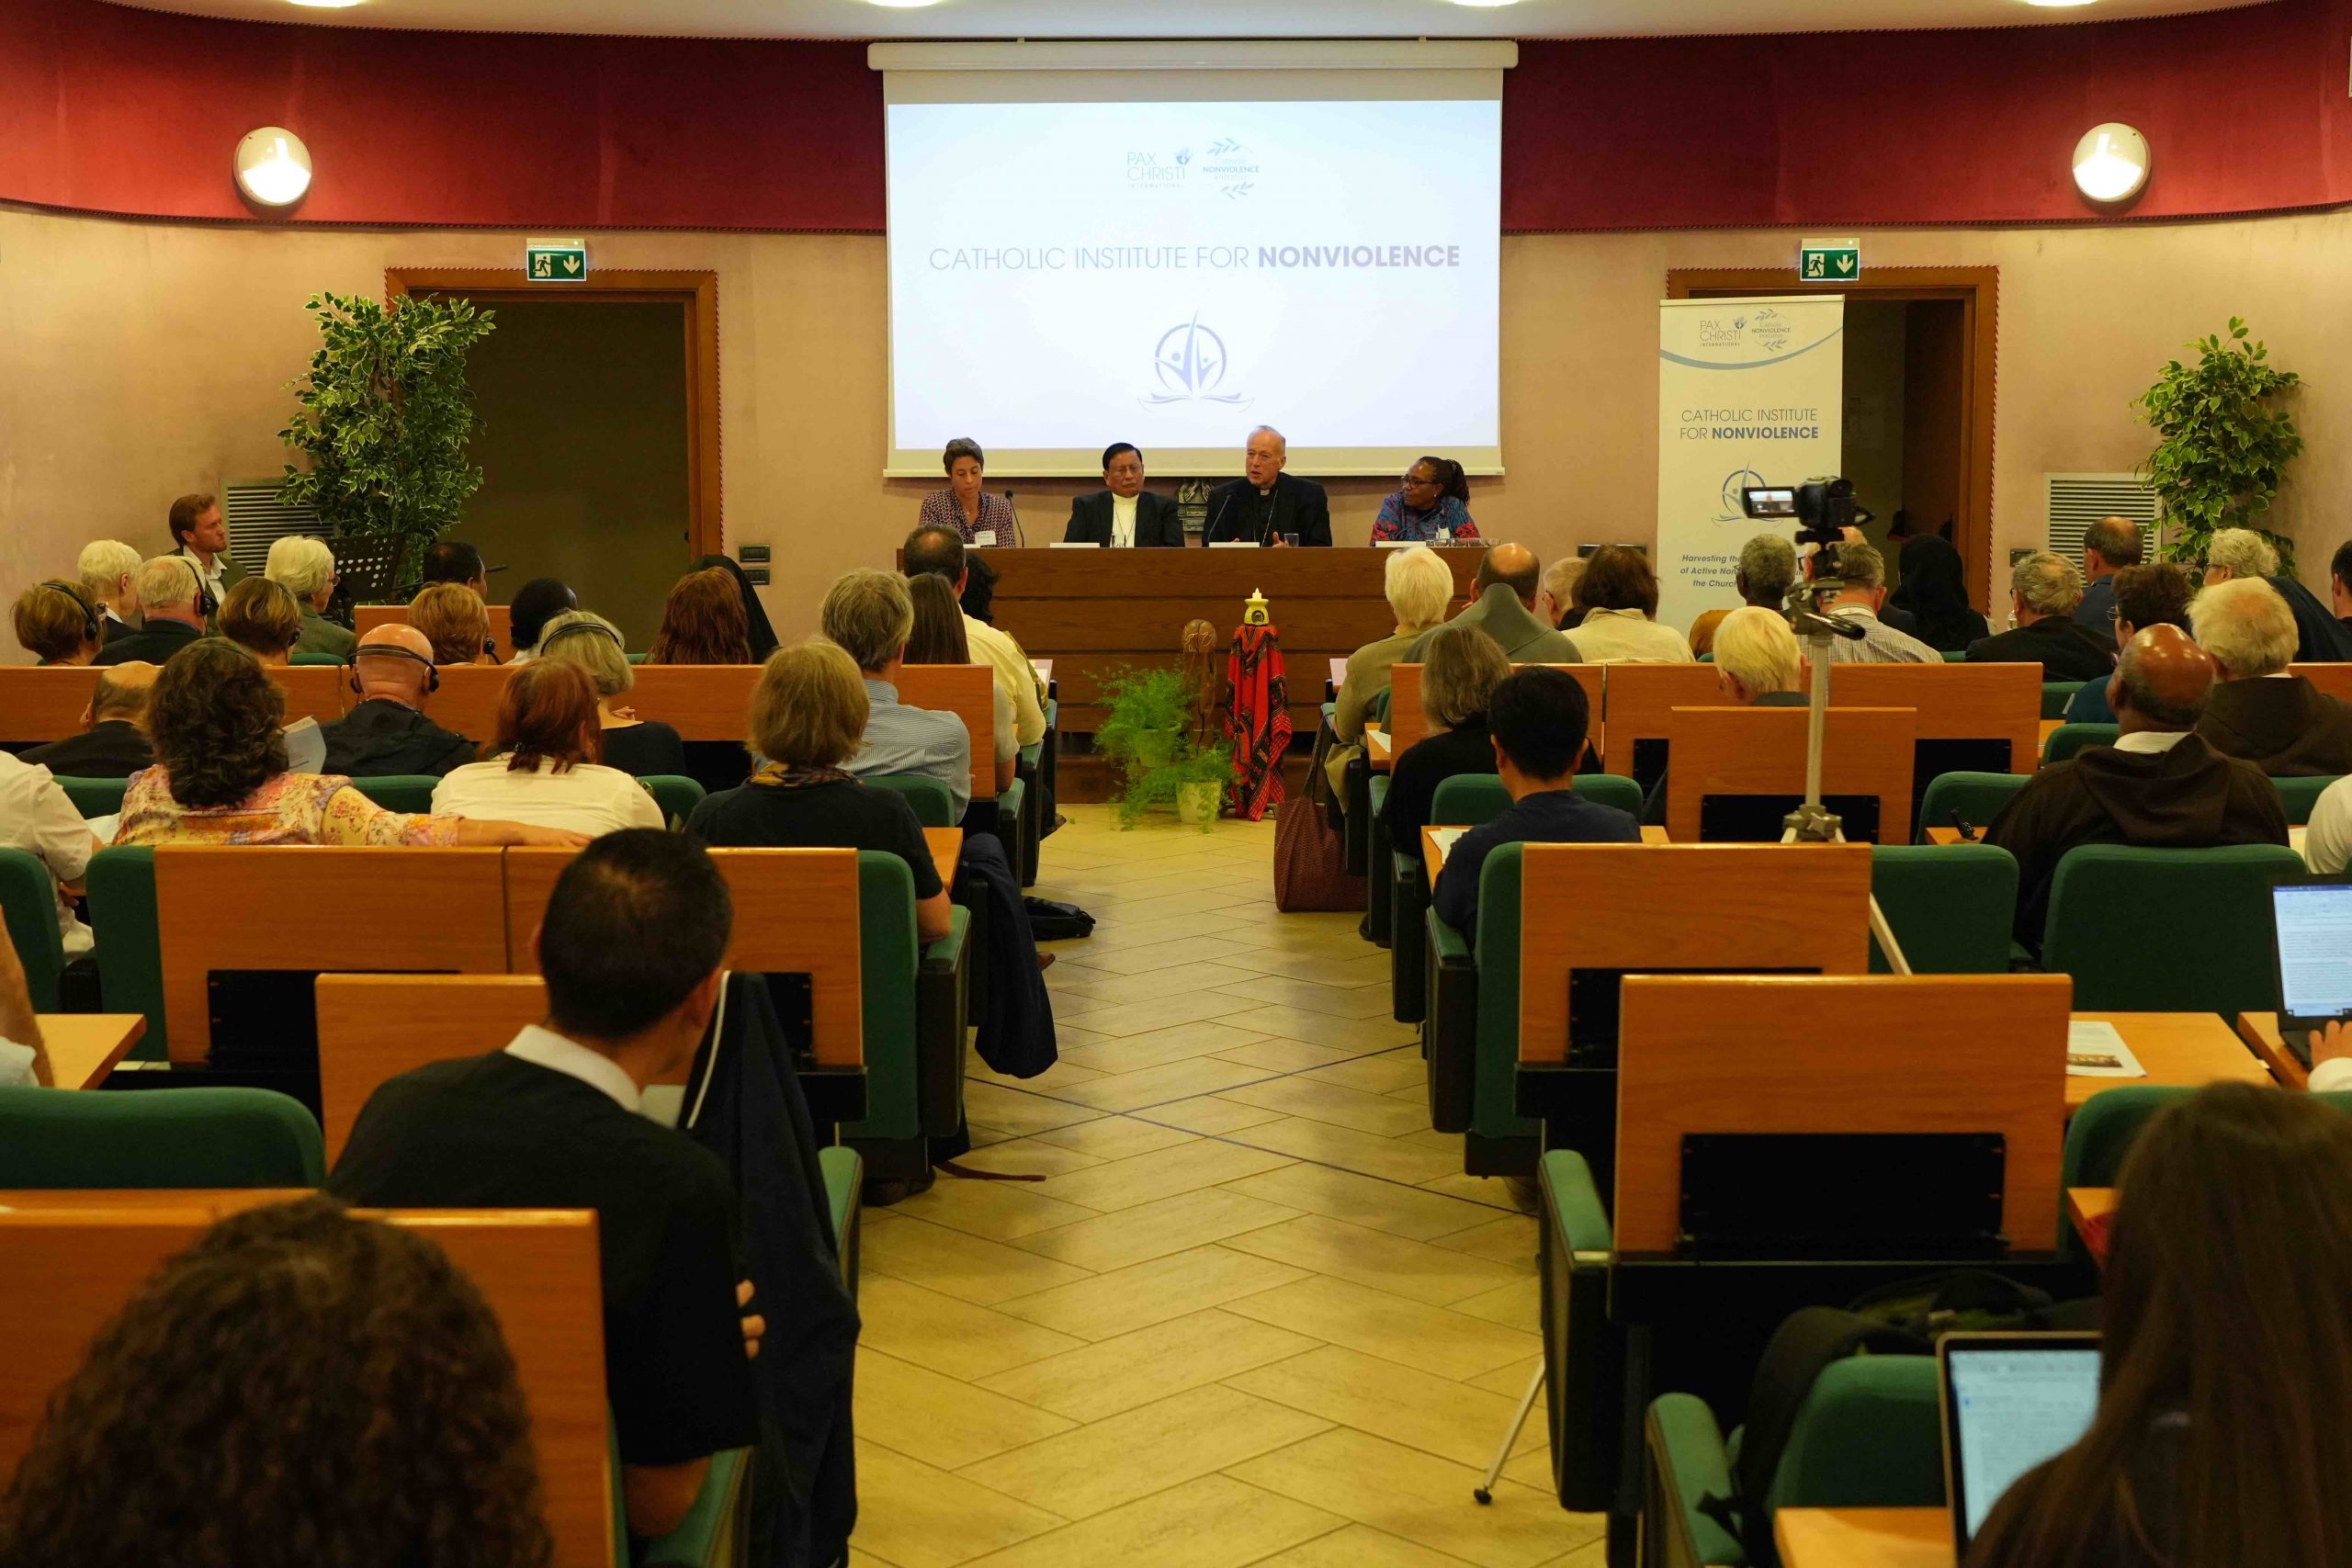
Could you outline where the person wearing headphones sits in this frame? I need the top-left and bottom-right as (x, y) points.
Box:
(318, 625), (480, 778)
(166, 492), (243, 626)
(95, 557), (209, 666)
(10, 582), (105, 666)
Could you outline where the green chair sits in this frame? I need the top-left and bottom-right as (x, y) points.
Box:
(1917, 771), (2030, 840)
(56, 775), (128, 819)
(841, 851), (970, 1183)
(1940, 649), (1968, 663)
(1869, 844), (2018, 974)
(1423, 842), (1541, 1171)
(84, 846), (165, 1061)
(2273, 773), (2340, 827)
(626, 650), (650, 665)
(0, 849), (65, 1012)
(346, 774), (439, 814)
(864, 774), (956, 828)
(2042, 723), (2120, 764)
(2041, 681), (2085, 719)
(612, 1422), (750, 1568)
(289, 650), (345, 667)
(2043, 843), (2307, 1013)
(0, 1085), (324, 1187)
(639, 773), (706, 826)
(820, 1145), (864, 1291)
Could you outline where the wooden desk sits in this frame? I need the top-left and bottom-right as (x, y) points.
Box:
(1775, 1506), (1951, 1568)
(2067, 1186), (2116, 1258)
(431, 662), (762, 746)
(892, 664), (1000, 801)
(2293, 663), (2352, 704)
(1365, 724), (1391, 773)
(2237, 1011), (2307, 1089)
(923, 828), (963, 889)
(0, 666), (347, 742)
(1419, 824), (1668, 885)
(38, 1014), (144, 1090)
(2039, 717), (2063, 750)
(1923, 827), (1989, 846)
(2074, 1011), (2275, 1107)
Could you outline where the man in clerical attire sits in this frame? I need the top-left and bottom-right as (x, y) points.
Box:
(1203, 426), (1331, 547)
(1064, 443), (1186, 547)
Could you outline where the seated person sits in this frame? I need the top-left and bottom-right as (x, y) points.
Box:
(1064, 442), (1185, 547)
(217, 577), (303, 667)
(2307, 773), (2352, 874)
(1537, 555), (1586, 631)
(0, 750), (101, 962)
(901, 525), (1047, 750)
(11, 581), (104, 667)
(265, 535), (356, 660)
(1985, 625), (2288, 955)
(419, 536), (492, 598)
(76, 538), (143, 647)
(645, 568), (754, 665)
(1687, 534), (1796, 660)
(904, 572), (1017, 799)
(21, 661), (158, 778)
(1966, 551), (2117, 680)
(1432, 666), (1640, 942)
(1967, 1084), (2352, 1567)
(1370, 456), (1480, 544)
(1887, 534), (1992, 653)
(1203, 426), (1332, 547)
(2073, 513), (2143, 640)
(409, 581), (497, 666)
(689, 554), (781, 660)
(2064, 563), (2192, 724)
(319, 625), (480, 778)
(1327, 545), (1454, 803)
(0, 1196), (555, 1566)
(1565, 546), (1693, 663)
(1642, 606), (1809, 823)
(1407, 543), (1581, 663)
(2335, 537), (2352, 640)
(536, 609), (686, 778)
(432, 661), (663, 837)
(93, 557), (206, 667)
(686, 639), (952, 943)
(823, 569), (972, 819)
(2189, 576), (2352, 775)
(2203, 525), (2352, 662)
(1383, 623), (1510, 852)
(504, 576), (577, 665)
(330, 832), (761, 1540)
(119, 639), (580, 849)
(1813, 542), (1940, 663)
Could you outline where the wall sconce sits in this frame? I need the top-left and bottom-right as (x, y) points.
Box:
(2073, 123), (2150, 205)
(234, 128), (313, 208)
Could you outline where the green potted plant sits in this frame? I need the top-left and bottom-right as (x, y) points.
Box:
(1166, 743), (1234, 827)
(1094, 665), (1190, 775)
(2134, 316), (2302, 572)
(278, 290), (497, 597)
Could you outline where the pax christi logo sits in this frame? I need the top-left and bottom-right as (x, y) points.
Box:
(1143, 311), (1252, 409)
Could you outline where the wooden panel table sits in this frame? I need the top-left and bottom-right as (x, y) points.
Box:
(1365, 724), (1391, 773)
(38, 1015), (145, 1090)
(2072, 1011), (2275, 1107)
(1775, 1506), (1951, 1568)
(2236, 1010), (2307, 1089)
(922, 828), (963, 889)
(2067, 1185), (2117, 1258)
(1421, 825), (1669, 886)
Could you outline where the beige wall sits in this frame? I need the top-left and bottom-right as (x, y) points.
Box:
(6, 201), (2348, 661)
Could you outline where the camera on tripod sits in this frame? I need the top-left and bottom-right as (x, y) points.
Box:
(1739, 476), (1871, 553)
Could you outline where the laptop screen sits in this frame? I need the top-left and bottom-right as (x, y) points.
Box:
(2274, 881), (2352, 1021)
(1944, 1338), (2101, 1549)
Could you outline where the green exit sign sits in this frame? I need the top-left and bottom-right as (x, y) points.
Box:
(526, 238), (588, 282)
(1799, 237), (1860, 282)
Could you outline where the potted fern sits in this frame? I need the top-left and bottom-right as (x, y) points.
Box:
(2134, 317), (2302, 572)
(1096, 663), (1232, 829)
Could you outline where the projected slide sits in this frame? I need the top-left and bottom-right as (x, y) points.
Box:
(885, 96), (1501, 476)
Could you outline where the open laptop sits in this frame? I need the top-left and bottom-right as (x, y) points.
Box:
(1939, 1331), (2102, 1556)
(2268, 876), (2352, 1067)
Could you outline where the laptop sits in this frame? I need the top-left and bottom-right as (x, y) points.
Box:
(1939, 1331), (2102, 1556)
(2267, 876), (2352, 1067)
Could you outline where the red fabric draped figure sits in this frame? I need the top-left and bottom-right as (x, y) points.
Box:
(1225, 622), (1291, 820)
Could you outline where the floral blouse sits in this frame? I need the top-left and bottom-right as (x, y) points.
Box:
(1370, 491), (1478, 544)
(115, 768), (464, 847)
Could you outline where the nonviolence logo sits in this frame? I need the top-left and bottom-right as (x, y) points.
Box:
(1143, 311), (1252, 408)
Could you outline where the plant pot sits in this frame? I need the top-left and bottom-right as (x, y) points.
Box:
(1129, 728), (1182, 770)
(1176, 780), (1223, 824)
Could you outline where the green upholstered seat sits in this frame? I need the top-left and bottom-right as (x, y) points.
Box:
(639, 773), (707, 826)
(2043, 843), (2306, 1012)
(2273, 773), (2340, 827)
(1869, 844), (2018, 974)
(1917, 771), (2030, 841)
(1421, 842), (1540, 1169)
(840, 851), (968, 1181)
(863, 774), (956, 828)
(2042, 723), (2119, 764)
(55, 774), (128, 819)
(345, 774), (439, 814)
(289, 650), (345, 666)
(820, 1144), (864, 1292)
(0, 1085), (323, 1187)
(0, 849), (65, 1012)
(2041, 681), (2085, 719)
(83, 846), (165, 1062)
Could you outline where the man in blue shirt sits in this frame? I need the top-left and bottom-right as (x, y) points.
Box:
(821, 568), (974, 818)
(2073, 515), (2143, 644)
(1432, 665), (1641, 942)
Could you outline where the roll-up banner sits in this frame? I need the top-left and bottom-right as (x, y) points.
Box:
(1655, 296), (1844, 632)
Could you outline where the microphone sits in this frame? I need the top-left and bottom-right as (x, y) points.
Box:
(1003, 489), (1023, 548)
(1207, 491), (1234, 548)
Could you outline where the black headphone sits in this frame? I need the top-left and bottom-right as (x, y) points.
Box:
(537, 619), (625, 653)
(175, 554), (218, 620)
(38, 581), (101, 644)
(347, 643), (442, 695)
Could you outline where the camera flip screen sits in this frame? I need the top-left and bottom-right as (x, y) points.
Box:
(1742, 487), (1797, 518)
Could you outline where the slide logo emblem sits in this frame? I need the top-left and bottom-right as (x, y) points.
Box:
(1145, 312), (1251, 408)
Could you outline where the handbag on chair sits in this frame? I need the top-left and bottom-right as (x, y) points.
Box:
(1272, 796), (1366, 912)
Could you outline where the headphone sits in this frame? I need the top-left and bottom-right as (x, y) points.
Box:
(38, 581), (101, 645)
(537, 619), (625, 653)
(175, 553), (218, 620)
(347, 643), (442, 696)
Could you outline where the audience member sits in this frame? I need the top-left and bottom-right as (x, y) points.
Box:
(410, 581), (496, 666)
(823, 569), (974, 818)
(2307, 774), (2352, 874)
(165, 491), (243, 620)
(94, 557), (208, 667)
(1566, 546), (1692, 663)
(1688, 534), (1798, 658)
(1965, 551), (2116, 680)
(0, 750), (99, 960)
(75, 539), (142, 646)
(21, 663), (158, 778)
(318, 625), (480, 778)
(2064, 563), (2193, 723)
(1328, 546), (1454, 801)
(1408, 543), (1580, 663)
(264, 535), (355, 660)
(1966, 1085), (2352, 1568)
(646, 568), (755, 666)
(905, 573), (1017, 797)
(431, 661), (663, 836)
(0, 1196), (555, 1568)
(1432, 666), (1639, 941)
(10, 581), (103, 666)
(536, 609), (686, 778)
(901, 525), (1048, 750)
(2189, 576), (2352, 774)
(1641, 607), (1809, 824)
(1537, 555), (1587, 631)
(687, 640), (952, 943)
(2202, 526), (2352, 661)
(0, 926), (52, 1087)
(1886, 535), (1991, 652)
(689, 554), (781, 661)
(1383, 624), (1511, 852)
(1985, 625), (2287, 954)
(2332, 538), (2352, 637)
(119, 641), (578, 848)
(419, 537), (491, 598)
(216, 578), (302, 666)
(505, 576), (578, 664)
(1812, 541), (1940, 663)
(2075, 515), (2144, 639)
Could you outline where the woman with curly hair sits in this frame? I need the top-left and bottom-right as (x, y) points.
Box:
(644, 567), (754, 666)
(0, 1195), (555, 1568)
(114, 639), (586, 849)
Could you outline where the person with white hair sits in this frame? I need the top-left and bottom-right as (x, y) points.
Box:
(265, 536), (356, 660)
(93, 556), (209, 667)
(1536, 555), (1586, 631)
(2190, 576), (2352, 775)
(1641, 606), (1809, 823)
(1963, 550), (2117, 681)
(1202, 426), (1332, 547)
(75, 539), (143, 647)
(2203, 525), (2352, 661)
(1326, 545), (1455, 800)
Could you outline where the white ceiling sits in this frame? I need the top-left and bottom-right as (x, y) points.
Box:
(101, 0), (2275, 41)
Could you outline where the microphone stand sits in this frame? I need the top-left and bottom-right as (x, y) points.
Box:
(1002, 489), (1023, 548)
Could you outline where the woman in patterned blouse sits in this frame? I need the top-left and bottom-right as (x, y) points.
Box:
(1370, 457), (1480, 545)
(115, 639), (589, 850)
(916, 437), (1018, 546)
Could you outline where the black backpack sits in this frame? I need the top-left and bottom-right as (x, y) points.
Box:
(1023, 897), (1095, 942)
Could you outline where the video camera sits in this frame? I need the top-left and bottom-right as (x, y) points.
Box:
(1739, 477), (1872, 552)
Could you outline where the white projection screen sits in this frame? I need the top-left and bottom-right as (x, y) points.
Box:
(875, 42), (1510, 479)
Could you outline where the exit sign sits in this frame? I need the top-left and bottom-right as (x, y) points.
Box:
(526, 237), (588, 282)
(1799, 237), (1860, 282)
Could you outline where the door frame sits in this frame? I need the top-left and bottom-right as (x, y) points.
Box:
(385, 268), (722, 559)
(1666, 266), (1997, 611)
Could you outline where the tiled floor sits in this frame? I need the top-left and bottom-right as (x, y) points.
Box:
(848, 806), (1608, 1568)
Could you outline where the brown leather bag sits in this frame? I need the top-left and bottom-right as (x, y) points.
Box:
(1272, 796), (1366, 912)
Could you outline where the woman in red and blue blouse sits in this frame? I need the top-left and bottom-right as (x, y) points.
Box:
(1371, 457), (1479, 545)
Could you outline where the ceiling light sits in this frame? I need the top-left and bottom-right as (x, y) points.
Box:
(2073, 122), (2150, 204)
(233, 128), (313, 208)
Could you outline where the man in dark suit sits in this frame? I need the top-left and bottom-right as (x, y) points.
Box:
(95, 557), (207, 667)
(2190, 577), (2352, 775)
(318, 625), (478, 777)
(1203, 425), (1331, 547)
(1965, 550), (2116, 682)
(21, 663), (158, 778)
(1064, 443), (1185, 547)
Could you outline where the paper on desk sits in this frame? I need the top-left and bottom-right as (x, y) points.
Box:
(2065, 1020), (2147, 1078)
(1367, 730), (1392, 755)
(1429, 827), (1467, 864)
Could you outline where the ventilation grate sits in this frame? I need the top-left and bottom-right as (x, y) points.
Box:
(2044, 472), (2157, 563)
(221, 482), (324, 576)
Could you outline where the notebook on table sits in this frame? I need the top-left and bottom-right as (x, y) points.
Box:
(1939, 1331), (2102, 1556)
(2268, 876), (2352, 1067)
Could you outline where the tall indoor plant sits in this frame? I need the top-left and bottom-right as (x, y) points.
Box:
(2133, 316), (2302, 572)
(277, 290), (496, 596)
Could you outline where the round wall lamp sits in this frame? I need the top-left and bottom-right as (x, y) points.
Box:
(234, 128), (313, 208)
(2073, 122), (2150, 205)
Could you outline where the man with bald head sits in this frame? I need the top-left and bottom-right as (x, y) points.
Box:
(1202, 425), (1332, 547)
(318, 623), (478, 777)
(1987, 623), (2288, 954)
(21, 663), (160, 778)
(1406, 543), (1580, 664)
